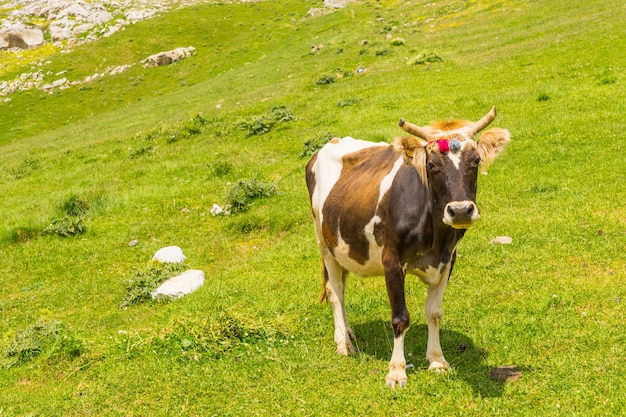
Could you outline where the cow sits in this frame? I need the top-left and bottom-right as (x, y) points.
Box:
(305, 106), (510, 387)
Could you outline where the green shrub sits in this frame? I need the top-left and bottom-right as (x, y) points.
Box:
(337, 97), (360, 108)
(208, 161), (233, 178)
(300, 133), (334, 158)
(225, 178), (277, 214)
(1, 319), (85, 368)
(43, 215), (86, 237)
(235, 106), (294, 137)
(315, 74), (336, 85)
(122, 312), (292, 360)
(61, 194), (91, 217)
(408, 51), (444, 65)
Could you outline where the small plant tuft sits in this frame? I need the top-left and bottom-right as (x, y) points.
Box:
(225, 178), (277, 214)
(235, 106), (294, 137)
(315, 74), (336, 85)
(537, 92), (550, 102)
(62, 194), (91, 217)
(42, 194), (92, 237)
(337, 97), (360, 108)
(208, 161), (233, 178)
(300, 133), (334, 158)
(7, 157), (39, 180)
(129, 312), (292, 360)
(408, 51), (444, 65)
(43, 216), (86, 237)
(1, 319), (85, 368)
(119, 261), (189, 308)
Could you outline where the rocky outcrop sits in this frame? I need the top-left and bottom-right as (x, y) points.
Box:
(0, 27), (44, 50)
(0, 0), (194, 49)
(141, 47), (196, 68)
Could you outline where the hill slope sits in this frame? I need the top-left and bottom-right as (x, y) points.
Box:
(1, 0), (625, 415)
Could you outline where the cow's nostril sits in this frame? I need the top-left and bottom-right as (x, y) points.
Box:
(466, 205), (474, 217)
(447, 206), (456, 218)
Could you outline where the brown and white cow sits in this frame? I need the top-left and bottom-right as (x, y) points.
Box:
(305, 106), (510, 387)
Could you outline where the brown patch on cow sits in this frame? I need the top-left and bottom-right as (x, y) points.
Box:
(490, 366), (522, 382)
(322, 146), (398, 265)
(305, 153), (318, 201)
(330, 137), (340, 144)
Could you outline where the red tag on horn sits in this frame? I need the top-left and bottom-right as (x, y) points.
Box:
(437, 139), (450, 153)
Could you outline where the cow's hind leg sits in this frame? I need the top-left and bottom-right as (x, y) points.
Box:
(322, 255), (356, 355)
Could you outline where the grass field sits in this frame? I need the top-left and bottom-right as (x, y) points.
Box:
(1, 0), (625, 415)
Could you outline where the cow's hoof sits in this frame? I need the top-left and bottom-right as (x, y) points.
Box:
(336, 341), (356, 355)
(386, 365), (407, 388)
(428, 360), (450, 373)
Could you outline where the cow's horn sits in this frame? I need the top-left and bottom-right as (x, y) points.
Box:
(467, 106), (497, 136)
(398, 118), (431, 140)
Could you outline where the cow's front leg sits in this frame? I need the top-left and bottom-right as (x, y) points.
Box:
(384, 255), (410, 388)
(425, 264), (451, 372)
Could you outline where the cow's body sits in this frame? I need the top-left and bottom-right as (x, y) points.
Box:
(306, 107), (510, 387)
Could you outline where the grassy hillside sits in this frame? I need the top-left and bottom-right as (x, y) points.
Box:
(1, 0), (625, 415)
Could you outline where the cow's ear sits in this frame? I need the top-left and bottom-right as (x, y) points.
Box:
(394, 136), (427, 160)
(394, 137), (428, 187)
(477, 128), (510, 172)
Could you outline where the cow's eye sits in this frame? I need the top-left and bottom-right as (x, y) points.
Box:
(426, 161), (437, 172)
(470, 156), (481, 167)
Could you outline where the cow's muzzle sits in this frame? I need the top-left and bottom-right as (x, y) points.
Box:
(443, 201), (480, 229)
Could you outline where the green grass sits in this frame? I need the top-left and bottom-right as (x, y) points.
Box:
(1, 0), (625, 415)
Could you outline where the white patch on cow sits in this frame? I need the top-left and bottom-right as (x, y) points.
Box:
(442, 200), (480, 228)
(387, 331), (408, 388)
(334, 229), (384, 277)
(444, 137), (470, 169)
(378, 157), (404, 204)
(311, 137), (388, 227)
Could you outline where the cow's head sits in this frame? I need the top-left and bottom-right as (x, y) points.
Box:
(395, 106), (510, 229)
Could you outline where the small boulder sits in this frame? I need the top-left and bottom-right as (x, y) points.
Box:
(153, 246), (186, 263)
(489, 236), (513, 245)
(151, 269), (205, 300)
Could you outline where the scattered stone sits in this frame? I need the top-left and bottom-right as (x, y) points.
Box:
(489, 236), (513, 245)
(128, 239), (139, 247)
(152, 245), (186, 264)
(140, 46), (196, 68)
(210, 203), (224, 216)
(151, 269), (205, 300)
(324, 0), (355, 8)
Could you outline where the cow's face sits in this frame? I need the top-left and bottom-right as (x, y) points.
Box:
(425, 137), (481, 229)
(396, 107), (511, 229)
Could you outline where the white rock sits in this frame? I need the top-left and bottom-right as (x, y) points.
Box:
(152, 245), (186, 263)
(489, 236), (513, 245)
(151, 269), (205, 300)
(210, 203), (224, 216)
(324, 0), (355, 8)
